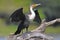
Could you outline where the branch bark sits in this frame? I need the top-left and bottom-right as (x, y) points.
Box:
(31, 18), (60, 33)
(7, 18), (60, 40)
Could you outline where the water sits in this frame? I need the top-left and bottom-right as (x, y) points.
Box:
(0, 37), (6, 40)
(0, 34), (60, 40)
(51, 34), (60, 40)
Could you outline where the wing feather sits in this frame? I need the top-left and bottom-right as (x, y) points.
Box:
(34, 10), (41, 24)
(9, 8), (25, 22)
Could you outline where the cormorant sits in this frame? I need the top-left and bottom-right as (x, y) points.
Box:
(9, 4), (41, 35)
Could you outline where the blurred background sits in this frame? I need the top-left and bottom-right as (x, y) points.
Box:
(0, 0), (60, 37)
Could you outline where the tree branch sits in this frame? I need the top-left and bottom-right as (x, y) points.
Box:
(31, 18), (60, 33)
(7, 18), (60, 40)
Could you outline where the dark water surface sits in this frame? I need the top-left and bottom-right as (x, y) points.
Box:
(0, 34), (60, 40)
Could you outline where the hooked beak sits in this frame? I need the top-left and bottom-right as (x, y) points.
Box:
(32, 3), (41, 8)
(36, 3), (41, 6)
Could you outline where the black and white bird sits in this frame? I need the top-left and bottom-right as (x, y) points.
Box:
(9, 4), (41, 35)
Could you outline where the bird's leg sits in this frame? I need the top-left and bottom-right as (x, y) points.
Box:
(26, 27), (28, 32)
(22, 30), (23, 34)
(14, 28), (21, 35)
(14, 25), (22, 35)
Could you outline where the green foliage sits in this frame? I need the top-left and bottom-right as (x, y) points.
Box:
(0, 0), (32, 13)
(46, 26), (60, 33)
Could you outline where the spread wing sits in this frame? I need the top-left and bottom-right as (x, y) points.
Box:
(34, 10), (41, 24)
(9, 8), (25, 22)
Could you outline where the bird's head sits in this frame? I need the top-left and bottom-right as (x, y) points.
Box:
(31, 3), (41, 8)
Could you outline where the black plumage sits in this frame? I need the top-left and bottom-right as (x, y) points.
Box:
(34, 10), (41, 24)
(9, 8), (25, 22)
(9, 4), (41, 35)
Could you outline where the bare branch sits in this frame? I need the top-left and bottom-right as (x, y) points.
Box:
(32, 18), (60, 33)
(7, 18), (60, 40)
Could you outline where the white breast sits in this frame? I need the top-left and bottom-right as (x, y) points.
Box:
(28, 6), (36, 21)
(28, 13), (35, 21)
